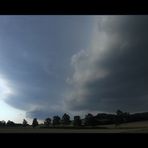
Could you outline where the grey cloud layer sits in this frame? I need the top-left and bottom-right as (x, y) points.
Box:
(0, 16), (94, 119)
(1, 15), (147, 120)
(65, 16), (148, 113)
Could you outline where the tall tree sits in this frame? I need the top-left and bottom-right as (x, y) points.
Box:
(0, 120), (6, 127)
(44, 118), (51, 127)
(116, 110), (123, 116)
(52, 116), (61, 126)
(32, 118), (38, 128)
(22, 119), (28, 127)
(84, 113), (97, 126)
(61, 113), (71, 125)
(7, 120), (15, 127)
(73, 116), (81, 127)
(115, 110), (124, 127)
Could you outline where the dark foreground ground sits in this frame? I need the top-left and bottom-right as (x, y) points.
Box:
(0, 128), (148, 133)
(1, 120), (148, 133)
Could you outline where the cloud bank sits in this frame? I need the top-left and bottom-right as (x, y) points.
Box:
(0, 16), (94, 120)
(65, 16), (148, 113)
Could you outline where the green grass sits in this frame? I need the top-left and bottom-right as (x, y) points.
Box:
(1, 120), (148, 133)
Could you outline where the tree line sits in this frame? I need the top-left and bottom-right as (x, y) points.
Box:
(1, 110), (148, 128)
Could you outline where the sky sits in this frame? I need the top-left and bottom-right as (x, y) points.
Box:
(0, 15), (148, 123)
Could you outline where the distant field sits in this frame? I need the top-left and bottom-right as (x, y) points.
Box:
(101, 120), (148, 128)
(1, 121), (148, 133)
(99, 120), (148, 133)
(0, 128), (148, 133)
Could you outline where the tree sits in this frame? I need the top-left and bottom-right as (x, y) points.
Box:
(32, 118), (38, 128)
(7, 120), (15, 127)
(116, 110), (123, 116)
(61, 113), (71, 125)
(22, 119), (28, 127)
(84, 113), (97, 126)
(0, 120), (6, 127)
(73, 116), (81, 127)
(44, 118), (51, 127)
(122, 112), (130, 123)
(115, 110), (124, 127)
(95, 113), (116, 125)
(52, 116), (61, 126)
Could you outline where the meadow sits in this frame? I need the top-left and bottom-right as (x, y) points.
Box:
(1, 120), (148, 133)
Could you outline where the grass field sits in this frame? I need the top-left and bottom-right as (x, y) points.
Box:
(1, 121), (148, 133)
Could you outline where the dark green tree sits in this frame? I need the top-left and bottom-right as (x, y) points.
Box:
(44, 118), (51, 127)
(61, 113), (71, 125)
(32, 118), (38, 128)
(84, 113), (97, 126)
(116, 110), (123, 116)
(7, 120), (15, 127)
(53, 116), (61, 126)
(115, 110), (124, 127)
(22, 119), (28, 127)
(0, 120), (6, 127)
(73, 116), (81, 127)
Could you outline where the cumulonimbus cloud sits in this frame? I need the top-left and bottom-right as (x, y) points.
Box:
(0, 16), (95, 120)
(65, 15), (148, 113)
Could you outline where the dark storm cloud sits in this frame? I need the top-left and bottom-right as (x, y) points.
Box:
(0, 16), (94, 119)
(66, 16), (148, 113)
